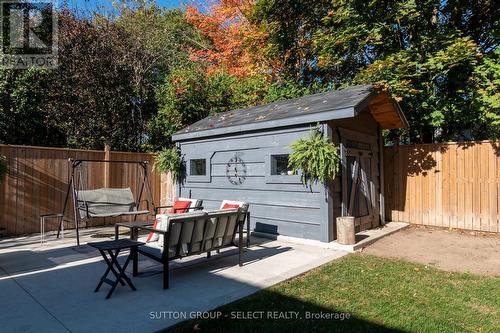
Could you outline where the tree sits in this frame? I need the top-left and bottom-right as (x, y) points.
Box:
(251, 0), (499, 143)
(472, 48), (500, 138)
(0, 68), (65, 146)
(251, 0), (331, 85)
(45, 12), (144, 150)
(114, 3), (203, 94)
(186, 0), (270, 78)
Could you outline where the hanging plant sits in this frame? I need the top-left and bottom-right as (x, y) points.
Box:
(288, 126), (341, 188)
(0, 154), (6, 184)
(154, 147), (184, 183)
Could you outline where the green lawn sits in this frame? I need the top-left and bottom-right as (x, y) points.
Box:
(165, 254), (500, 333)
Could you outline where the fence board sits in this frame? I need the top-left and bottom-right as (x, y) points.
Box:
(0, 144), (172, 236)
(384, 141), (500, 232)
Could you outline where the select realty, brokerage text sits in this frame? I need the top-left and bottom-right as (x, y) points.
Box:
(150, 311), (351, 321)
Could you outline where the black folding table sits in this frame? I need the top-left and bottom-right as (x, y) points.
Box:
(88, 239), (144, 299)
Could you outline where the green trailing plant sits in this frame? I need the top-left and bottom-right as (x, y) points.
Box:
(0, 154), (7, 184)
(154, 147), (184, 182)
(288, 126), (341, 187)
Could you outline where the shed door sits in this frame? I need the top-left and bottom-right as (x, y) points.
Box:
(341, 131), (380, 232)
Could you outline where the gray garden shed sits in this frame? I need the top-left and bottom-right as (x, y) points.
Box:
(172, 84), (407, 242)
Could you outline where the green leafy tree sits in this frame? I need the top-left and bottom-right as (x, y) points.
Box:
(251, 0), (332, 85)
(0, 68), (65, 146)
(471, 48), (500, 138)
(149, 65), (272, 151)
(45, 12), (143, 150)
(148, 64), (209, 150)
(253, 0), (499, 143)
(114, 3), (203, 95)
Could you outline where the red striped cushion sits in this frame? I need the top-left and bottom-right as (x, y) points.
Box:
(222, 203), (240, 209)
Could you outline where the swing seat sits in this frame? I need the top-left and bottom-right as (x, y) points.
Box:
(77, 188), (150, 219)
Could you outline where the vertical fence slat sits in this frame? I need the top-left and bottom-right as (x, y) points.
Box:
(487, 144), (497, 232)
(456, 146), (465, 229)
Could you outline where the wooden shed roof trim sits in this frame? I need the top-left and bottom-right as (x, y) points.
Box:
(173, 84), (407, 142)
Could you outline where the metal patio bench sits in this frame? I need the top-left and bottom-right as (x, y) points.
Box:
(117, 204), (249, 289)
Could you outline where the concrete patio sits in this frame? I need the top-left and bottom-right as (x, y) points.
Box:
(0, 228), (348, 333)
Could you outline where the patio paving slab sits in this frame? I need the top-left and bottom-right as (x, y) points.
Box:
(0, 232), (347, 333)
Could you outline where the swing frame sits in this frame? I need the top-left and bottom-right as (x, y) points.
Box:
(57, 158), (156, 246)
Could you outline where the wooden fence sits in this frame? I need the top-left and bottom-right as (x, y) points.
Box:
(2, 141), (499, 237)
(0, 144), (174, 236)
(384, 141), (500, 232)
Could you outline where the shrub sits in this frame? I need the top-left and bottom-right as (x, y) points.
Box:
(154, 147), (184, 183)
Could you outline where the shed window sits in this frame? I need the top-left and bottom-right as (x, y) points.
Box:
(271, 154), (292, 175)
(190, 159), (206, 176)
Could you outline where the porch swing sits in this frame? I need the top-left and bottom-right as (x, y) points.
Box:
(57, 158), (155, 245)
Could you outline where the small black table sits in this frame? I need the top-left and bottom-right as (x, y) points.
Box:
(88, 239), (144, 299)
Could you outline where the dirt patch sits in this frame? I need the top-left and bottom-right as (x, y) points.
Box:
(363, 225), (500, 276)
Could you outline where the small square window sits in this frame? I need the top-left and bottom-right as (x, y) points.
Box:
(190, 159), (206, 176)
(271, 154), (292, 176)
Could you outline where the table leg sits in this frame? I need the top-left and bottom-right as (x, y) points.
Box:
(94, 247), (138, 299)
(115, 252), (136, 291)
(95, 249), (125, 294)
(246, 212), (251, 248)
(132, 226), (139, 241)
(106, 250), (126, 286)
(40, 217), (44, 245)
(106, 251), (136, 299)
(132, 246), (138, 277)
(94, 250), (113, 292)
(61, 217), (64, 239)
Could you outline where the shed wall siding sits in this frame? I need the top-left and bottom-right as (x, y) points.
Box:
(178, 126), (329, 241)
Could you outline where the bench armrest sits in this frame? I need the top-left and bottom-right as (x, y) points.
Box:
(39, 213), (63, 219)
(136, 225), (168, 235)
(154, 204), (172, 212)
(154, 205), (204, 214)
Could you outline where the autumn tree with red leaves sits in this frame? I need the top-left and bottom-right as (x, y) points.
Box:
(186, 0), (271, 78)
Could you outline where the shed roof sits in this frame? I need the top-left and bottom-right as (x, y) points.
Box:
(172, 84), (407, 142)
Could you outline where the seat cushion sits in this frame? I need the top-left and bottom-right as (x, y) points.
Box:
(77, 188), (138, 218)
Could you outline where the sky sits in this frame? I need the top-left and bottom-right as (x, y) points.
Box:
(64, 0), (190, 15)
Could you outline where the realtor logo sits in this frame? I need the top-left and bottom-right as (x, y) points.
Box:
(0, 0), (58, 68)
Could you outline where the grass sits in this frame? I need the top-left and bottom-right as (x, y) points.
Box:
(165, 254), (500, 333)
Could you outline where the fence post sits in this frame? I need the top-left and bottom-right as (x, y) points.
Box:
(104, 144), (111, 188)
